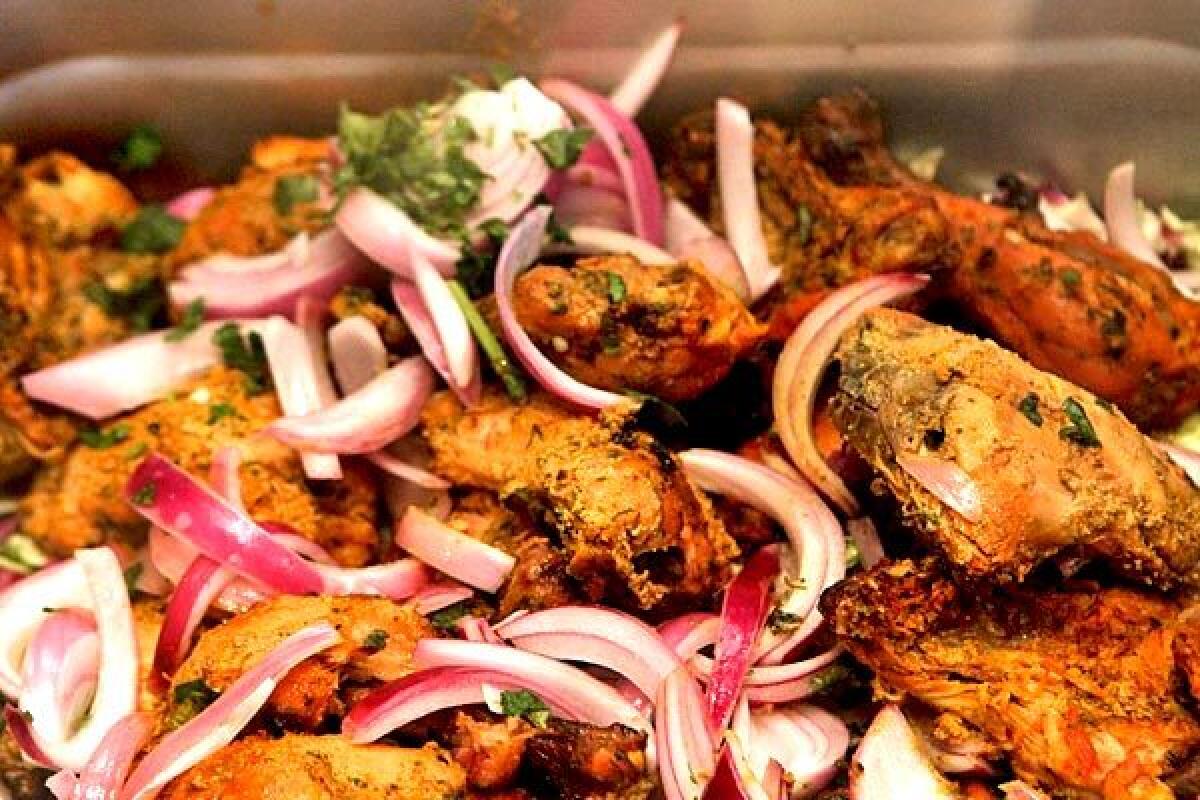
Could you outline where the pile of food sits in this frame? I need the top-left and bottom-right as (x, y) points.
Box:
(0, 22), (1198, 800)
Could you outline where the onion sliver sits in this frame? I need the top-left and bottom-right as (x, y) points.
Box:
(335, 187), (459, 278)
(496, 606), (683, 699)
(410, 249), (478, 392)
(21, 321), (264, 420)
(752, 706), (848, 796)
(5, 704), (55, 767)
(0, 561), (94, 697)
(392, 280), (479, 407)
(365, 450), (452, 490)
(540, 79), (665, 245)
(1104, 162), (1167, 270)
(54, 711), (155, 800)
(120, 625), (338, 800)
(707, 546), (780, 734)
(849, 705), (957, 800)
(609, 20), (684, 117)
(268, 356), (434, 455)
(328, 316), (387, 395)
(413, 639), (649, 733)
(772, 273), (930, 515)
(678, 449), (844, 666)
(555, 225), (675, 265)
(692, 648), (841, 705)
(895, 452), (983, 522)
(665, 198), (750, 301)
(659, 613), (720, 661)
(412, 584), (474, 616)
(394, 507), (515, 593)
(656, 666), (715, 800)
(19, 610), (99, 746)
(715, 97), (779, 302)
(164, 188), (215, 221)
(1162, 442), (1200, 487)
(494, 207), (627, 410)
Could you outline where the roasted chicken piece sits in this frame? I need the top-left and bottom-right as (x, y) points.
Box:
(161, 735), (465, 800)
(171, 595), (432, 729)
(170, 136), (332, 268)
(512, 255), (763, 402)
(20, 365), (380, 564)
(824, 558), (1200, 799)
(830, 309), (1200, 587)
(422, 389), (737, 613)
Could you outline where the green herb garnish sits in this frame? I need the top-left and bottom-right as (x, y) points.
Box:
(120, 206), (185, 254)
(212, 323), (269, 395)
(83, 275), (164, 332)
(1017, 393), (1043, 427)
(123, 563), (143, 592)
(363, 629), (389, 652)
(131, 481), (157, 506)
(112, 125), (163, 172)
(207, 402), (240, 425)
(533, 128), (593, 170)
(335, 103), (485, 238)
(810, 665), (850, 694)
(428, 601), (471, 632)
(273, 174), (319, 216)
(125, 442), (149, 462)
(79, 423), (131, 450)
(448, 280), (527, 402)
(1060, 397), (1101, 448)
(478, 218), (509, 244)
(166, 298), (205, 342)
(1059, 268), (1082, 289)
(499, 689), (551, 728)
(605, 271), (627, 304)
(168, 679), (219, 730)
(767, 607), (802, 634)
(845, 537), (862, 570)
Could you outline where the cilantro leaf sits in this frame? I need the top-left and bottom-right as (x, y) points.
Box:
(499, 689), (551, 727)
(166, 298), (205, 342)
(112, 125), (163, 172)
(207, 402), (240, 425)
(131, 482), (157, 507)
(533, 128), (593, 169)
(168, 679), (219, 730)
(605, 271), (627, 304)
(1018, 393), (1043, 427)
(428, 602), (470, 632)
(82, 275), (165, 332)
(79, 423), (131, 450)
(1060, 397), (1101, 448)
(273, 174), (319, 217)
(212, 323), (269, 395)
(120, 206), (185, 254)
(363, 629), (389, 652)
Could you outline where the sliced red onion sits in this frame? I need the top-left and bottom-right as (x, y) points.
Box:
(327, 315), (387, 395)
(656, 666), (716, 800)
(294, 297), (339, 407)
(850, 705), (958, 800)
(392, 280), (481, 408)
(147, 529), (268, 614)
(1000, 781), (1052, 800)
(164, 188), (215, 221)
(715, 98), (778, 302)
(335, 187), (460, 278)
(564, 164), (625, 194)
(6, 704), (56, 767)
(540, 79), (665, 245)
(52, 711), (154, 800)
(554, 225), (675, 265)
(494, 206), (627, 410)
(1038, 190), (1107, 240)
(894, 452), (983, 522)
(496, 606), (683, 699)
(314, 558), (430, 601)
(412, 584), (473, 615)
(847, 517), (885, 568)
(120, 624), (338, 800)
(751, 705), (848, 797)
(553, 184), (633, 232)
(457, 617), (503, 644)
(172, 230), (373, 319)
(19, 610), (99, 746)
(268, 353), (433, 456)
(1104, 162), (1167, 270)
(30, 548), (137, 771)
(1162, 442), (1200, 487)
(383, 474), (452, 524)
(0, 561), (92, 698)
(707, 546), (780, 734)
(929, 746), (996, 777)
(410, 251), (477, 392)
(772, 273), (931, 515)
(394, 507), (515, 593)
(693, 647), (841, 707)
(413, 639), (649, 733)
(21, 321), (265, 420)
(658, 613), (720, 662)
(665, 198), (750, 302)
(609, 20), (684, 117)
(678, 449), (845, 666)
(365, 450), (451, 490)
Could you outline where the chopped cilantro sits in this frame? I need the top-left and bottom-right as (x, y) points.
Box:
(166, 298), (205, 342)
(123, 563), (143, 593)
(1059, 268), (1082, 289)
(83, 275), (165, 332)
(212, 323), (269, 395)
(599, 312), (620, 354)
(79, 423), (130, 450)
(1060, 397), (1101, 448)
(335, 102), (485, 238)
(112, 125), (163, 172)
(478, 218), (509, 243)
(120, 206), (185, 254)
(845, 537), (862, 570)
(168, 679), (219, 730)
(1097, 397), (1115, 413)
(125, 441), (149, 462)
(273, 174), (319, 216)
(810, 665), (850, 694)
(546, 210), (573, 244)
(207, 402), (240, 425)
(363, 629), (389, 652)
(428, 601), (471, 632)
(448, 280), (527, 402)
(767, 607), (802, 634)
(605, 271), (627, 304)
(533, 128), (593, 169)
(1017, 393), (1043, 427)
(131, 481), (157, 507)
(499, 689), (551, 728)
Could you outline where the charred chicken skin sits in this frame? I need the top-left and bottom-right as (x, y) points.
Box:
(512, 255), (763, 403)
(422, 388), (738, 613)
(824, 558), (1200, 800)
(830, 309), (1200, 587)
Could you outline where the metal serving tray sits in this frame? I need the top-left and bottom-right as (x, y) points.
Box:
(1, 0), (1198, 210)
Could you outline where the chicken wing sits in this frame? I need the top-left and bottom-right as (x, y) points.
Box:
(160, 735), (465, 800)
(171, 595), (432, 729)
(20, 365), (380, 564)
(823, 558), (1200, 799)
(830, 309), (1200, 587)
(422, 389), (737, 613)
(511, 255), (763, 402)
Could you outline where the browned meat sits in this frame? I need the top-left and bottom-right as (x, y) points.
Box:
(824, 558), (1200, 799)
(422, 388), (737, 613)
(170, 595), (432, 729)
(513, 255), (763, 402)
(830, 309), (1200, 588)
(20, 365), (380, 563)
(160, 734), (465, 800)
(450, 713), (535, 790)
